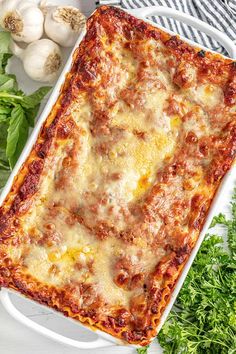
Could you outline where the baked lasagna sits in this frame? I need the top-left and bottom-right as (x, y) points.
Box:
(0, 6), (236, 346)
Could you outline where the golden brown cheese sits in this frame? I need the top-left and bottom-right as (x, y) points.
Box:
(0, 6), (236, 346)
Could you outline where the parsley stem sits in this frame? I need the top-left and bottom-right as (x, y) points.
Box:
(172, 313), (231, 347)
(173, 313), (200, 330)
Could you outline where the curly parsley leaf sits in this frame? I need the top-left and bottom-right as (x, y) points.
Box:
(210, 212), (229, 228)
(137, 346), (149, 354)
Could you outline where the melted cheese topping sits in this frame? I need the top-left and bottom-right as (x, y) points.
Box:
(2, 19), (232, 320)
(9, 85), (179, 306)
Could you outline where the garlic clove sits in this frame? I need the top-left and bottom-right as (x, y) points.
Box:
(44, 5), (86, 48)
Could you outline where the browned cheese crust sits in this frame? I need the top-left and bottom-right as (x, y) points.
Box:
(0, 6), (236, 346)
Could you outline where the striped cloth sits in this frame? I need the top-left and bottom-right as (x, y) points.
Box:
(97, 0), (236, 56)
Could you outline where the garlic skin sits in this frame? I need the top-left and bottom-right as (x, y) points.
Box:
(0, 0), (44, 43)
(10, 39), (62, 83)
(44, 5), (86, 48)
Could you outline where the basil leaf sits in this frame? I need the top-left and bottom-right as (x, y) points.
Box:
(0, 91), (25, 106)
(0, 33), (11, 75)
(0, 74), (17, 91)
(21, 86), (51, 109)
(0, 53), (12, 74)
(6, 105), (29, 169)
(6, 105), (24, 158)
(0, 168), (10, 189)
(0, 114), (9, 123)
(9, 123), (28, 169)
(0, 122), (8, 152)
(0, 32), (11, 54)
(0, 159), (10, 170)
(0, 105), (11, 115)
(0, 33), (50, 191)
(25, 104), (40, 127)
(0, 92), (22, 103)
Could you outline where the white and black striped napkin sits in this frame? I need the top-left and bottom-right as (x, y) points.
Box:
(97, 0), (236, 56)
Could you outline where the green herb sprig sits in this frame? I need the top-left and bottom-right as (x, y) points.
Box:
(137, 347), (149, 354)
(0, 32), (51, 189)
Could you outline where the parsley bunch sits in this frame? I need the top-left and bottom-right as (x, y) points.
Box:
(0, 32), (51, 189)
(138, 190), (236, 354)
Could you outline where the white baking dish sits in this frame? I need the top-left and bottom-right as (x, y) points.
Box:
(0, 5), (236, 350)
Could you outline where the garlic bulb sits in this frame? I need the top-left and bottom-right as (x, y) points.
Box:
(0, 0), (44, 43)
(10, 39), (62, 83)
(43, 5), (86, 47)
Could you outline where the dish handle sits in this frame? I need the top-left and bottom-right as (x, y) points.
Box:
(0, 289), (115, 349)
(131, 6), (236, 59)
